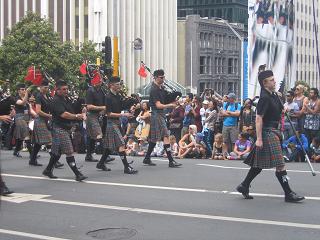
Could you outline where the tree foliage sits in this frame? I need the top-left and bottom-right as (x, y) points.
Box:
(0, 12), (100, 95)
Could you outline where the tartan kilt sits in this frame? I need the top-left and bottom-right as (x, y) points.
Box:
(51, 125), (74, 156)
(149, 110), (169, 143)
(103, 120), (125, 151)
(33, 117), (52, 144)
(246, 128), (284, 169)
(86, 112), (102, 139)
(13, 113), (30, 140)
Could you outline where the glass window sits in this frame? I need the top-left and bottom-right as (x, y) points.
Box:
(200, 56), (206, 74)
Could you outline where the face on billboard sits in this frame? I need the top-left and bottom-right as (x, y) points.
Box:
(248, 0), (295, 96)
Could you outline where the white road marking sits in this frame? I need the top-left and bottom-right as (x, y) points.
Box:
(0, 229), (71, 240)
(1, 193), (50, 203)
(197, 163), (320, 174)
(3, 173), (320, 201)
(32, 198), (320, 230)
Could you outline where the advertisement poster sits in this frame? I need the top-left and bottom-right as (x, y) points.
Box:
(248, 0), (295, 96)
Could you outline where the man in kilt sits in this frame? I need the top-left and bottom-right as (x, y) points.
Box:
(0, 113), (14, 196)
(42, 80), (87, 181)
(85, 76), (114, 170)
(236, 70), (305, 202)
(13, 83), (37, 158)
(143, 69), (182, 168)
(30, 79), (63, 168)
(102, 76), (138, 174)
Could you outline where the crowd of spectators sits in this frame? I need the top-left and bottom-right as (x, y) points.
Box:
(1, 85), (319, 163)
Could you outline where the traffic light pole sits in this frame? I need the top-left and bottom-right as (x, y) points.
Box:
(113, 1), (119, 77)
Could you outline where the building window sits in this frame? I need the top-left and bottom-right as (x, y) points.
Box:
(200, 56), (206, 74)
(228, 58), (233, 74)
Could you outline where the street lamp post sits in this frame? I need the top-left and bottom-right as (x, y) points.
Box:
(216, 18), (245, 102)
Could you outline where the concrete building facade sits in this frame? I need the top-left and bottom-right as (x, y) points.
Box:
(178, 0), (248, 27)
(178, 15), (245, 96)
(295, 0), (320, 88)
(0, 0), (178, 93)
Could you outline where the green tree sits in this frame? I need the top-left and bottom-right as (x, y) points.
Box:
(0, 12), (100, 95)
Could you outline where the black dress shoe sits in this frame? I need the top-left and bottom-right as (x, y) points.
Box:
(54, 161), (64, 168)
(96, 162), (111, 171)
(75, 173), (88, 182)
(169, 160), (182, 168)
(13, 152), (22, 158)
(105, 156), (115, 163)
(124, 166), (138, 174)
(285, 192), (305, 203)
(143, 158), (156, 166)
(236, 184), (254, 199)
(29, 161), (43, 166)
(85, 155), (99, 162)
(42, 170), (58, 179)
(1, 184), (14, 196)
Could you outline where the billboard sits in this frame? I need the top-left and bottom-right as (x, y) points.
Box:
(248, 0), (295, 96)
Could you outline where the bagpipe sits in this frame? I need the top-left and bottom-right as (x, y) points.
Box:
(81, 61), (139, 110)
(141, 61), (182, 104)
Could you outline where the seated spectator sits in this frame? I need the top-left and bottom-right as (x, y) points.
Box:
(178, 125), (197, 158)
(137, 138), (148, 156)
(126, 138), (139, 156)
(151, 141), (165, 157)
(211, 133), (228, 160)
(195, 132), (207, 158)
(164, 135), (179, 157)
(282, 130), (309, 162)
(228, 132), (251, 160)
(310, 136), (320, 162)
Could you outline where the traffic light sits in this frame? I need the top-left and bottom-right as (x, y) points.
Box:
(101, 36), (112, 65)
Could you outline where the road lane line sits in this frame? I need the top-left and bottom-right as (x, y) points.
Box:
(2, 173), (208, 192)
(197, 163), (320, 174)
(3, 173), (320, 201)
(0, 229), (71, 240)
(33, 198), (320, 230)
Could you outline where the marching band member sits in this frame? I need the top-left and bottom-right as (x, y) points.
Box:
(102, 76), (138, 174)
(13, 83), (36, 158)
(143, 69), (182, 168)
(42, 80), (87, 181)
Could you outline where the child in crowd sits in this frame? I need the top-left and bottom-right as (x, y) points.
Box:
(169, 135), (179, 157)
(211, 133), (227, 160)
(310, 136), (320, 163)
(126, 138), (139, 156)
(228, 132), (251, 160)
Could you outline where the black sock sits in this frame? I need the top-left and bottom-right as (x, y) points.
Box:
(98, 149), (111, 165)
(145, 142), (156, 159)
(25, 140), (33, 156)
(276, 170), (292, 195)
(119, 151), (129, 167)
(242, 167), (262, 188)
(30, 143), (41, 162)
(15, 140), (23, 153)
(164, 144), (174, 162)
(45, 154), (60, 172)
(66, 156), (80, 175)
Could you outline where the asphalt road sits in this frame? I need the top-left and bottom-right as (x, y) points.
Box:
(1, 150), (320, 240)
